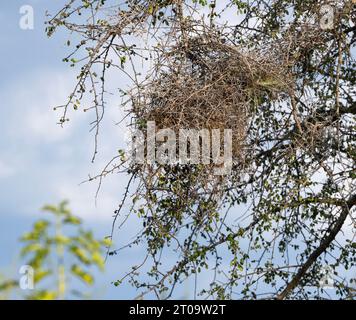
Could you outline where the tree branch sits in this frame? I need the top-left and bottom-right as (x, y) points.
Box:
(276, 193), (356, 300)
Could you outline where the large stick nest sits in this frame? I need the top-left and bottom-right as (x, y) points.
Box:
(131, 31), (293, 165)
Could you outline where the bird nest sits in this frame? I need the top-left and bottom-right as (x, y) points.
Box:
(130, 34), (293, 170)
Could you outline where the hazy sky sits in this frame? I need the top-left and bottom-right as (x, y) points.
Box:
(0, 0), (145, 299)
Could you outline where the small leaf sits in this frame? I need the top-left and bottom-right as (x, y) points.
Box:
(71, 265), (94, 285)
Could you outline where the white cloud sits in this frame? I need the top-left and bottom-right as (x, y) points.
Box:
(56, 178), (123, 222)
(4, 70), (79, 143)
(0, 67), (130, 222)
(0, 159), (15, 178)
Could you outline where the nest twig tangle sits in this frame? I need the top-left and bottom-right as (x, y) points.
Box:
(130, 27), (293, 175)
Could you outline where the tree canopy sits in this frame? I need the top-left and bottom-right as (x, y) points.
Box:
(46, 0), (356, 299)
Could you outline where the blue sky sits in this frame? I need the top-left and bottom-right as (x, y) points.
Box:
(0, 0), (144, 299)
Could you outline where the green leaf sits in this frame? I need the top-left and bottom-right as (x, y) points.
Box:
(21, 243), (44, 256)
(63, 215), (81, 225)
(0, 280), (18, 291)
(28, 290), (57, 300)
(70, 246), (91, 264)
(34, 269), (52, 284)
(91, 251), (105, 270)
(71, 265), (94, 285)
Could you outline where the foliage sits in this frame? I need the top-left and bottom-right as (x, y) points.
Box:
(0, 201), (109, 300)
(46, 1), (355, 299)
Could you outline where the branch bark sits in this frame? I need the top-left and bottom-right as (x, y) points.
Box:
(276, 193), (356, 300)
